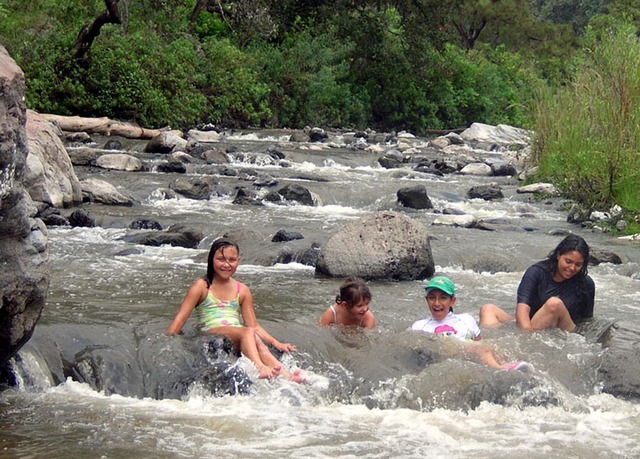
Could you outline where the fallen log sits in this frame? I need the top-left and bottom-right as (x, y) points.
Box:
(34, 111), (180, 139)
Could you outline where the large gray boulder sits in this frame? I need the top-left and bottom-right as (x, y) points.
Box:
(460, 122), (531, 148)
(23, 110), (82, 207)
(95, 153), (143, 171)
(315, 211), (434, 280)
(80, 178), (134, 206)
(0, 46), (50, 369)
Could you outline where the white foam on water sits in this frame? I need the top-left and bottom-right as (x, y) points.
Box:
(225, 132), (292, 142)
(239, 263), (316, 275)
(257, 202), (365, 225)
(14, 379), (640, 458)
(49, 226), (129, 245)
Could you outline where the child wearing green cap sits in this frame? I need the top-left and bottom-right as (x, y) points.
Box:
(410, 276), (532, 372)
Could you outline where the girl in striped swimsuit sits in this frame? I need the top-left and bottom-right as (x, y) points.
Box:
(167, 238), (303, 382)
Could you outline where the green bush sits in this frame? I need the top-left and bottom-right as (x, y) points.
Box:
(193, 11), (229, 40)
(533, 20), (640, 212)
(249, 29), (368, 129)
(199, 38), (272, 127)
(18, 30), (209, 130)
(359, 42), (539, 134)
(433, 44), (539, 129)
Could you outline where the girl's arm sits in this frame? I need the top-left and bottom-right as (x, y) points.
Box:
(238, 283), (259, 327)
(255, 324), (297, 352)
(166, 279), (207, 334)
(239, 283), (297, 352)
(515, 302), (533, 330)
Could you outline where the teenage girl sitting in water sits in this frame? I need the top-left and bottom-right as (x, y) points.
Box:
(319, 276), (376, 328)
(479, 234), (595, 332)
(166, 238), (304, 382)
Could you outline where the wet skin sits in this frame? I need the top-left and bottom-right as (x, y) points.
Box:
(426, 289), (457, 321)
(552, 250), (584, 282)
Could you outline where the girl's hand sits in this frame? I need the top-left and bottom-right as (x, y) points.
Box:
(275, 341), (297, 353)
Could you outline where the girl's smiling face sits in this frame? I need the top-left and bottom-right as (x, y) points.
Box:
(213, 246), (240, 278)
(425, 289), (456, 321)
(348, 299), (371, 320)
(554, 250), (584, 282)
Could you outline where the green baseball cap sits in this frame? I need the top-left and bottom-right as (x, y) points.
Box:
(424, 276), (456, 297)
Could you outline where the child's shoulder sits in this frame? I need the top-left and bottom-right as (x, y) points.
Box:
(192, 277), (209, 289)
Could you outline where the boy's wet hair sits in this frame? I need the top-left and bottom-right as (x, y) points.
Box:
(205, 237), (240, 286)
(336, 276), (371, 308)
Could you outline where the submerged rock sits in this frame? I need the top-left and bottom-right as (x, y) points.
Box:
(597, 321), (640, 399)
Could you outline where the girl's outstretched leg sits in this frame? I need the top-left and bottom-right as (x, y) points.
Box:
(256, 336), (305, 383)
(479, 304), (514, 327)
(209, 326), (280, 379)
(465, 343), (503, 369)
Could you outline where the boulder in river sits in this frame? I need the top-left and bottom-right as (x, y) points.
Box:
(397, 185), (434, 210)
(316, 211), (434, 280)
(24, 110), (83, 207)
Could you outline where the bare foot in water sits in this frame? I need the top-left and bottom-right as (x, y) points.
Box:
(284, 369), (306, 384)
(257, 364), (281, 379)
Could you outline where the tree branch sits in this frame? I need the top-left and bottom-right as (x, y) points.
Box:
(73, 0), (123, 60)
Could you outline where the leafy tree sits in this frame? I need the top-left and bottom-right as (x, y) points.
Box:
(529, 0), (607, 33)
(249, 25), (366, 128)
(73, 0), (126, 59)
(392, 0), (538, 51)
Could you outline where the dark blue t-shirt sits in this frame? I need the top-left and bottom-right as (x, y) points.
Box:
(517, 260), (595, 322)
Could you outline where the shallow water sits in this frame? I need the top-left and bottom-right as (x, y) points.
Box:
(3, 130), (640, 458)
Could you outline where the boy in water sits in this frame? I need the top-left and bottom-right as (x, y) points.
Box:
(411, 276), (531, 372)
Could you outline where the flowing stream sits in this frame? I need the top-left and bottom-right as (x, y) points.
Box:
(2, 129), (640, 458)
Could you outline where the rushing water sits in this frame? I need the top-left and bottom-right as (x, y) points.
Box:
(3, 130), (640, 458)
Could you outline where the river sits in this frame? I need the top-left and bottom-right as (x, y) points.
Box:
(2, 128), (640, 458)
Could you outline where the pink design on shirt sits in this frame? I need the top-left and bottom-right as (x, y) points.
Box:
(434, 324), (457, 336)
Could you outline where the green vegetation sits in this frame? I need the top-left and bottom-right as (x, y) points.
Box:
(533, 19), (640, 214)
(0, 0), (570, 132)
(1, 0), (639, 220)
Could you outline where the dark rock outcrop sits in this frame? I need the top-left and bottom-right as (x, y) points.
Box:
(597, 321), (640, 398)
(277, 184), (316, 206)
(272, 229), (304, 242)
(467, 184), (504, 201)
(120, 224), (204, 249)
(0, 46), (50, 370)
(397, 185), (434, 209)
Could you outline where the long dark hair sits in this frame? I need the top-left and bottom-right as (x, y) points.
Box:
(335, 276), (372, 308)
(205, 238), (239, 286)
(546, 234), (590, 278)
